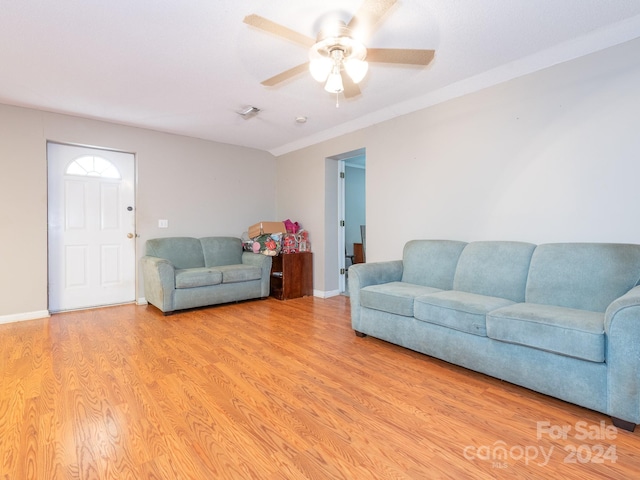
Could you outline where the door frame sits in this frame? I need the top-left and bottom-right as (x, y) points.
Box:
(46, 140), (138, 312)
(328, 148), (365, 294)
(338, 159), (347, 293)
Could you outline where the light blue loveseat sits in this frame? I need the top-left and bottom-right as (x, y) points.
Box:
(141, 236), (272, 314)
(349, 240), (640, 431)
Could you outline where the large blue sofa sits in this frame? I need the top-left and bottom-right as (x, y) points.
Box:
(141, 236), (272, 314)
(349, 240), (640, 431)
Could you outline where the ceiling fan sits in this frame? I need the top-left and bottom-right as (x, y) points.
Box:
(243, 0), (435, 99)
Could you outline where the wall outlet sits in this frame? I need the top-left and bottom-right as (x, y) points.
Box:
(158, 219), (169, 228)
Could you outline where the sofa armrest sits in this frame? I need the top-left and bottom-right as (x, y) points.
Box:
(348, 260), (403, 333)
(140, 256), (176, 313)
(605, 285), (640, 328)
(604, 285), (640, 424)
(242, 252), (273, 297)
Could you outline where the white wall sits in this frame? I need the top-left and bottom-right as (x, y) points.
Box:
(0, 105), (48, 319)
(276, 37), (640, 294)
(0, 105), (276, 319)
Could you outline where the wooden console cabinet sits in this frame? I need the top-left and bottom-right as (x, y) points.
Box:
(270, 252), (313, 300)
(353, 243), (365, 264)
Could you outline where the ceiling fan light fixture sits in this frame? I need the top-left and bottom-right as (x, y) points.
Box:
(324, 70), (344, 93)
(309, 25), (369, 92)
(344, 58), (368, 84)
(309, 56), (332, 82)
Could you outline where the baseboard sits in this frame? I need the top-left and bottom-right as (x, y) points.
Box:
(137, 297), (148, 305)
(314, 289), (341, 298)
(0, 310), (51, 325)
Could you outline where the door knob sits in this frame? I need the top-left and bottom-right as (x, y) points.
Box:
(127, 233), (134, 239)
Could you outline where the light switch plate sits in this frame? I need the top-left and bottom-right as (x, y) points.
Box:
(158, 219), (169, 228)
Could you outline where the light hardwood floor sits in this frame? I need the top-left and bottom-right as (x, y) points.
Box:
(1, 296), (639, 479)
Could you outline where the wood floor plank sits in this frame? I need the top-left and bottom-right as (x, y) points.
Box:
(0, 296), (639, 479)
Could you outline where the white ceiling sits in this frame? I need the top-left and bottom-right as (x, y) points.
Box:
(1, 1), (640, 156)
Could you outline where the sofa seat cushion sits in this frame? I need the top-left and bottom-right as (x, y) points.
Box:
(175, 268), (223, 288)
(486, 303), (605, 362)
(360, 282), (443, 317)
(217, 264), (262, 284)
(414, 290), (515, 336)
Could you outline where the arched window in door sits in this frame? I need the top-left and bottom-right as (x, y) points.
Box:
(66, 155), (121, 179)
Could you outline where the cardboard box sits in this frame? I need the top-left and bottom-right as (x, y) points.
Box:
(248, 221), (286, 238)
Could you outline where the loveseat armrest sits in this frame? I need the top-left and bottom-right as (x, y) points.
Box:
(604, 285), (640, 426)
(140, 256), (176, 313)
(242, 252), (273, 297)
(348, 260), (403, 332)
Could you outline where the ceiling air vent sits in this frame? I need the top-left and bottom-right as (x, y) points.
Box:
(237, 105), (261, 119)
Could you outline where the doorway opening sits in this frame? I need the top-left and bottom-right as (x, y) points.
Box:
(331, 148), (366, 295)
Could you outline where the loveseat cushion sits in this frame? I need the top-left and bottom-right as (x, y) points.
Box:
(486, 303), (605, 362)
(200, 237), (243, 267)
(360, 282), (443, 317)
(145, 237), (205, 269)
(175, 268), (222, 288)
(217, 265), (262, 284)
(414, 290), (515, 336)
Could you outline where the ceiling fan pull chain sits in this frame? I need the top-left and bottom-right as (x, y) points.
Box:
(336, 92), (340, 108)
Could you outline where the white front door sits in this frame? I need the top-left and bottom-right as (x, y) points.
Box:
(47, 143), (136, 312)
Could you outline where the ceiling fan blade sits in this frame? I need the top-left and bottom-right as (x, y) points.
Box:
(341, 72), (361, 98)
(367, 48), (435, 66)
(261, 62), (309, 87)
(244, 14), (315, 48)
(348, 0), (398, 35)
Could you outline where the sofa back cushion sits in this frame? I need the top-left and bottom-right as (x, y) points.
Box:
(526, 243), (640, 312)
(453, 241), (536, 302)
(401, 240), (467, 289)
(200, 237), (243, 267)
(145, 237), (205, 269)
